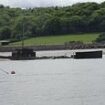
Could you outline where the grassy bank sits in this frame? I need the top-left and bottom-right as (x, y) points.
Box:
(10, 33), (99, 46)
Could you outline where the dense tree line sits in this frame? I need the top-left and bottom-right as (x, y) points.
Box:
(0, 2), (105, 40)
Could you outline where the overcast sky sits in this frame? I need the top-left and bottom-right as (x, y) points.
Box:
(0, 0), (104, 8)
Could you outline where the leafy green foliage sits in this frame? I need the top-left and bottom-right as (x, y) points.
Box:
(95, 33), (105, 42)
(0, 26), (11, 39)
(0, 2), (105, 40)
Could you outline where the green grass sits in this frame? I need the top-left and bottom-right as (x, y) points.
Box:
(10, 33), (99, 46)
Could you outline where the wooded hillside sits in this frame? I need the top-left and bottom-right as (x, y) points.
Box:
(0, 2), (105, 40)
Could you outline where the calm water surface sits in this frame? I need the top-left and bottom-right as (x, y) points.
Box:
(0, 56), (105, 105)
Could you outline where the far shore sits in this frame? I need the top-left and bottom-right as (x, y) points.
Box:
(0, 42), (105, 52)
(0, 42), (105, 60)
(0, 48), (104, 60)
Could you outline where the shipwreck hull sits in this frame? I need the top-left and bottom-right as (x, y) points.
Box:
(11, 48), (36, 60)
(74, 50), (102, 59)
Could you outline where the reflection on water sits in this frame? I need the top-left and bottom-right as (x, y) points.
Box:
(0, 55), (105, 105)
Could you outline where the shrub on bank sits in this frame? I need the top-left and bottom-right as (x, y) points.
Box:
(95, 33), (105, 43)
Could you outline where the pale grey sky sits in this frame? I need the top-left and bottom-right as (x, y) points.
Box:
(0, 0), (104, 8)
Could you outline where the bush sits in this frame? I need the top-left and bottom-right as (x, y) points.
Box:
(95, 32), (105, 42)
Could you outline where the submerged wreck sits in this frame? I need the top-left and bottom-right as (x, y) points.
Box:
(11, 48), (36, 60)
(74, 50), (102, 59)
(0, 48), (103, 60)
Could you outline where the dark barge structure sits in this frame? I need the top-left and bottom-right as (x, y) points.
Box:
(74, 50), (102, 59)
(0, 50), (103, 60)
(11, 48), (36, 60)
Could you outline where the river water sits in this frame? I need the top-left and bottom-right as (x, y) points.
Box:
(0, 50), (105, 105)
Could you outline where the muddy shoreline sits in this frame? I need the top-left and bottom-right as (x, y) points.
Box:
(0, 42), (105, 52)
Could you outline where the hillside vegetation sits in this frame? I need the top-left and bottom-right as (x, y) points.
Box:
(9, 33), (99, 46)
(0, 2), (105, 40)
